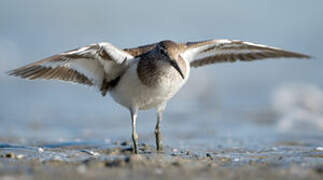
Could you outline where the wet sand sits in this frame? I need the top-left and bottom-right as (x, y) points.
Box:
(1, 139), (323, 180)
(1, 85), (323, 179)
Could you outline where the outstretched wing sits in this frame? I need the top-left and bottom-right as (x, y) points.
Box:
(8, 42), (134, 91)
(180, 39), (310, 67)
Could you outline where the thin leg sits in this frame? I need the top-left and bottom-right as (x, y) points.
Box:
(155, 111), (163, 152)
(130, 109), (138, 154)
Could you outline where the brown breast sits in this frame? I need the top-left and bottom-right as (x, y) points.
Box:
(137, 54), (185, 87)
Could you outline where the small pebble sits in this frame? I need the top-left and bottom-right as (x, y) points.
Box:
(81, 150), (100, 156)
(121, 147), (133, 153)
(121, 141), (130, 146)
(38, 147), (44, 153)
(272, 147), (278, 151)
(5, 153), (15, 158)
(206, 153), (213, 160)
(16, 154), (24, 159)
(53, 155), (63, 161)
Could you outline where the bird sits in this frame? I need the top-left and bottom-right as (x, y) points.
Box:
(8, 39), (310, 153)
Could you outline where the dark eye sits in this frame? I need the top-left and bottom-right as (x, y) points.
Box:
(159, 47), (168, 56)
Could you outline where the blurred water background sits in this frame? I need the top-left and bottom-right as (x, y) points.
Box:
(0, 0), (322, 150)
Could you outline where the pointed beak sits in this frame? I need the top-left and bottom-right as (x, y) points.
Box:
(169, 60), (185, 79)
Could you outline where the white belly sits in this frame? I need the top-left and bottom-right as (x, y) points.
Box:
(110, 62), (190, 110)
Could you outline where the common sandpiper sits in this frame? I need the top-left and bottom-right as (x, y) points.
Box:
(8, 39), (310, 153)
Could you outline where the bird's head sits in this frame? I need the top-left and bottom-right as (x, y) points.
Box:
(156, 40), (185, 79)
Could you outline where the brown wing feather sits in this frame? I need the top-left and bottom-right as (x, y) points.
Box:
(7, 57), (93, 86)
(182, 40), (310, 68)
(8, 42), (137, 90)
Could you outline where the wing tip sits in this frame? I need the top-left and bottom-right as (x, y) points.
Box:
(6, 69), (14, 76)
(304, 54), (314, 59)
(6, 68), (21, 77)
(286, 52), (312, 59)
